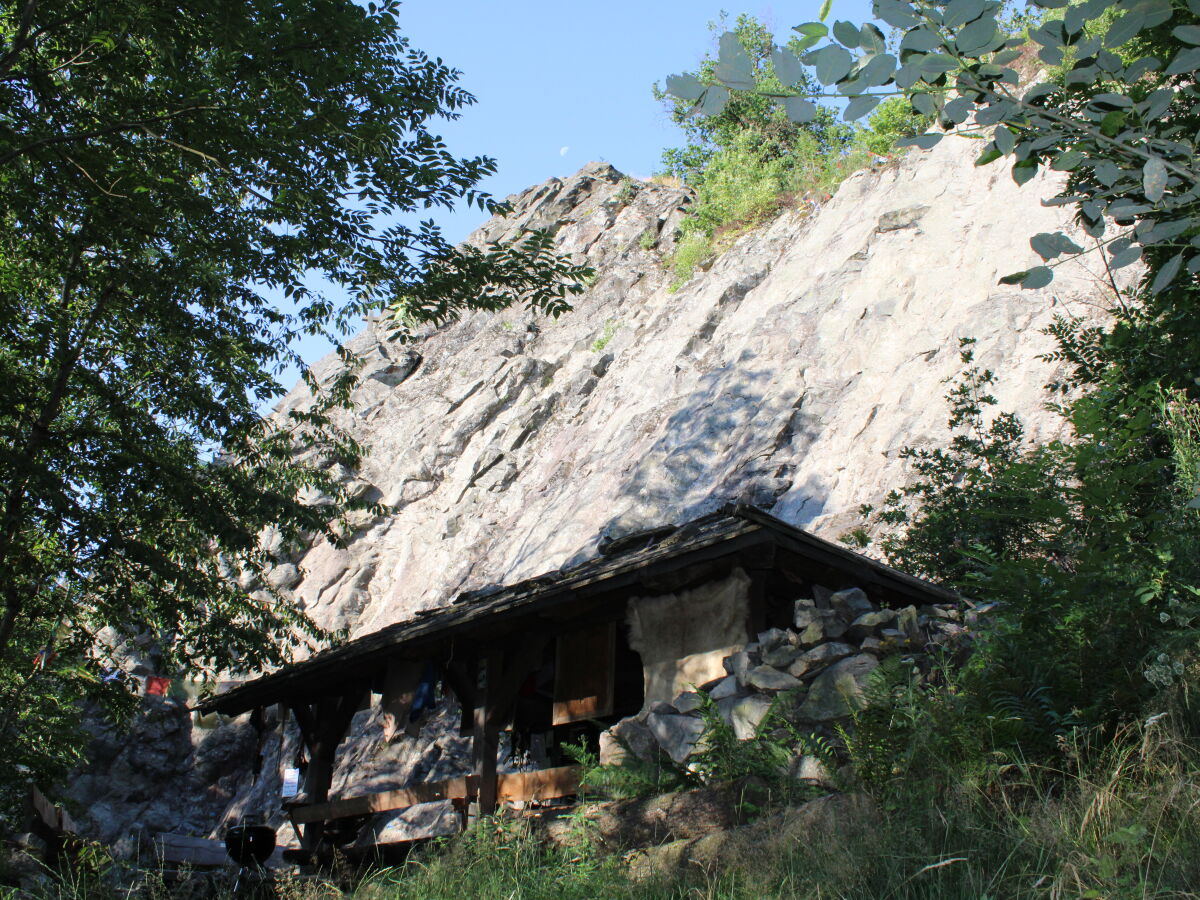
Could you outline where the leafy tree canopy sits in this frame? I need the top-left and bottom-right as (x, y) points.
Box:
(0, 0), (589, 804)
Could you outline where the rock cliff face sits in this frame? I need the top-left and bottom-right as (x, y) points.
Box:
(276, 137), (1112, 642)
(70, 132), (1121, 845)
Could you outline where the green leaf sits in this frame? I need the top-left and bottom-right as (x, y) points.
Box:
(860, 22), (888, 53)
(1143, 157), (1168, 203)
(1012, 159), (1038, 186)
(1031, 232), (1084, 260)
(858, 52), (897, 86)
(715, 32), (756, 90)
(819, 0), (834, 21)
(899, 132), (944, 149)
(794, 22), (830, 37)
(814, 44), (854, 84)
(942, 96), (973, 124)
(1173, 25), (1200, 44)
(919, 53), (960, 75)
(845, 94), (882, 120)
(771, 49), (806, 86)
(697, 85), (730, 117)
(957, 17), (999, 54)
(1164, 47), (1200, 76)
(894, 62), (922, 88)
(911, 92), (938, 116)
(1105, 13), (1146, 48)
(943, 0), (987, 28)
(994, 125), (1016, 155)
(976, 146), (1002, 165)
(901, 28), (942, 52)
(1021, 266), (1054, 289)
(834, 20), (861, 48)
(992, 48), (1022, 65)
(874, 0), (919, 28)
(665, 74), (706, 102)
(1100, 110), (1127, 136)
(999, 270), (1030, 285)
(784, 96), (817, 123)
(1151, 254), (1183, 293)
(1051, 149), (1084, 170)
(1110, 246), (1142, 269)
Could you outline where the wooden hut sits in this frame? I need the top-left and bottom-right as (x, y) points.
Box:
(199, 504), (954, 851)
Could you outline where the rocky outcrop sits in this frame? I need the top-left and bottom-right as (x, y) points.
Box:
(68, 131), (1121, 846)
(269, 140), (1115, 643)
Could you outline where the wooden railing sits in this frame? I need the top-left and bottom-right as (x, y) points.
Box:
(288, 765), (582, 826)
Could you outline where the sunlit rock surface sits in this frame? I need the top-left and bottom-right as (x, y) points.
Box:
(69, 134), (1122, 845)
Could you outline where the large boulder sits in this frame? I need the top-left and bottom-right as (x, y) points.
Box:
(797, 654), (880, 721)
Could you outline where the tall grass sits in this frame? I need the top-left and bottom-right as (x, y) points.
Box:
(14, 716), (1200, 899)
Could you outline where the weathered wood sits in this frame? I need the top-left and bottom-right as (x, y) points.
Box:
(486, 635), (550, 728)
(746, 567), (771, 640)
(153, 833), (233, 867)
(443, 659), (477, 735)
(26, 785), (75, 836)
(289, 766), (583, 825)
(291, 776), (469, 825)
(473, 655), (501, 817)
(379, 658), (423, 741)
(552, 623), (615, 725)
(294, 682), (368, 850)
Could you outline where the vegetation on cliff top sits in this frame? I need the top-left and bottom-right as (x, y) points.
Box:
(656, 15), (927, 289)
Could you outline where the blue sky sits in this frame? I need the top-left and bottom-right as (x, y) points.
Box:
(395, 0), (873, 243)
(283, 0), (874, 379)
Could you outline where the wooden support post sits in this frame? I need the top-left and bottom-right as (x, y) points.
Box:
(288, 682), (367, 851)
(746, 567), (771, 640)
(472, 654), (501, 818)
(443, 659), (477, 736)
(379, 658), (424, 742)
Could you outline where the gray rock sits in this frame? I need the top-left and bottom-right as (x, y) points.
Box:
(847, 609), (897, 640)
(797, 654), (880, 721)
(796, 620), (826, 646)
(796, 609), (848, 646)
(265, 563), (302, 590)
(859, 635), (884, 653)
(761, 643), (801, 667)
(725, 649), (754, 683)
(745, 665), (804, 692)
(729, 695), (775, 740)
(790, 754), (834, 786)
(756, 628), (790, 653)
(793, 598), (818, 630)
(601, 717), (657, 765)
(708, 675), (742, 701)
(70, 128), (1123, 845)
(787, 641), (855, 678)
(673, 691), (703, 714)
(876, 204), (930, 232)
(829, 588), (874, 619)
(646, 712), (706, 764)
(897, 605), (923, 643)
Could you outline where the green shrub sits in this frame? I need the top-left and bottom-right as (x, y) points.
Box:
(668, 231), (713, 292)
(855, 97), (929, 157)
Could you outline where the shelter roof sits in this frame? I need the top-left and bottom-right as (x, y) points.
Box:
(200, 505), (955, 716)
